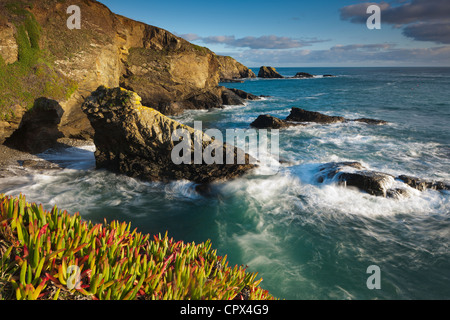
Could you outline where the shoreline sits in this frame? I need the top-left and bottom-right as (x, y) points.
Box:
(0, 138), (94, 178)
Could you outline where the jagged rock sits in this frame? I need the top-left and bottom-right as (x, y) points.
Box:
(258, 66), (284, 79)
(285, 108), (388, 125)
(316, 162), (395, 197)
(250, 115), (300, 129)
(216, 55), (256, 80)
(293, 72), (314, 79)
(4, 98), (64, 154)
(220, 88), (245, 106)
(397, 175), (450, 191)
(228, 88), (261, 101)
(315, 162), (449, 198)
(286, 108), (345, 124)
(82, 86), (255, 184)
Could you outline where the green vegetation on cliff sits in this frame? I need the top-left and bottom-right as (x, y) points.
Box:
(0, 194), (275, 300)
(0, 1), (77, 120)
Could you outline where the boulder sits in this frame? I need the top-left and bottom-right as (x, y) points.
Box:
(286, 108), (345, 124)
(4, 98), (64, 154)
(82, 86), (255, 184)
(258, 66), (284, 79)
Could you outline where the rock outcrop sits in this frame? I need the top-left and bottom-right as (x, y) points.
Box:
(293, 72), (314, 79)
(314, 162), (449, 198)
(250, 115), (298, 129)
(216, 55), (256, 81)
(0, 0), (257, 144)
(258, 66), (284, 79)
(251, 108), (388, 129)
(82, 86), (255, 184)
(286, 108), (346, 124)
(4, 98), (64, 154)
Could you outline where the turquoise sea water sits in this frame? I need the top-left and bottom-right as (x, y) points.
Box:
(1, 67), (449, 299)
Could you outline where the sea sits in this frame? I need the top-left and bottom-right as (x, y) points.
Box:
(1, 67), (449, 300)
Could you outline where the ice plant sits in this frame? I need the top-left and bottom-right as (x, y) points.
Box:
(0, 194), (275, 300)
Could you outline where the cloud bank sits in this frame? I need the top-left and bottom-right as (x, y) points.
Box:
(340, 0), (450, 44)
(179, 34), (326, 50)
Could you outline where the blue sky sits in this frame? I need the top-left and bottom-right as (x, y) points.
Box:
(98, 0), (450, 67)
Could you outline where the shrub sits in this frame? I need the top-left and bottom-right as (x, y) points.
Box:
(0, 194), (275, 300)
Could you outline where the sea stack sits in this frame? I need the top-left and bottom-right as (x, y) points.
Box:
(82, 86), (256, 184)
(258, 66), (284, 78)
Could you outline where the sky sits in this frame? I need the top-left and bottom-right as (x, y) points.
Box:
(98, 0), (450, 67)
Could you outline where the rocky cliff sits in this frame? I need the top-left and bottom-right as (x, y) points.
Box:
(0, 0), (255, 144)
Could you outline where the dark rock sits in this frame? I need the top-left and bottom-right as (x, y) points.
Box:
(386, 188), (413, 199)
(337, 171), (395, 197)
(4, 98), (64, 154)
(293, 72), (314, 79)
(82, 86), (255, 184)
(286, 107), (345, 124)
(228, 88), (261, 101)
(315, 162), (449, 198)
(323, 74), (334, 78)
(250, 115), (300, 129)
(397, 175), (450, 191)
(316, 162), (394, 197)
(353, 118), (388, 125)
(258, 66), (284, 79)
(220, 88), (245, 106)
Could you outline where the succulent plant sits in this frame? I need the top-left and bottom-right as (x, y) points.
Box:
(0, 194), (275, 300)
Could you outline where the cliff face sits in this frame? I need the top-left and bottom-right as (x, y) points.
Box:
(0, 0), (255, 143)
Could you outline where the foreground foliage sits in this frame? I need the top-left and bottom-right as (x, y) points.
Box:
(0, 194), (275, 300)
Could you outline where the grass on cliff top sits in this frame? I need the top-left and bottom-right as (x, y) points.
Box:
(0, 194), (276, 300)
(0, 3), (77, 121)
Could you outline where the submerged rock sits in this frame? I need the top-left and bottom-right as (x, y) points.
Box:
(82, 86), (255, 184)
(258, 66), (284, 79)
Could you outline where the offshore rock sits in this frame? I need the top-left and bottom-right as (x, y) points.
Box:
(82, 86), (255, 184)
(286, 108), (345, 124)
(315, 162), (449, 198)
(258, 66), (284, 79)
(293, 72), (314, 79)
(250, 115), (302, 129)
